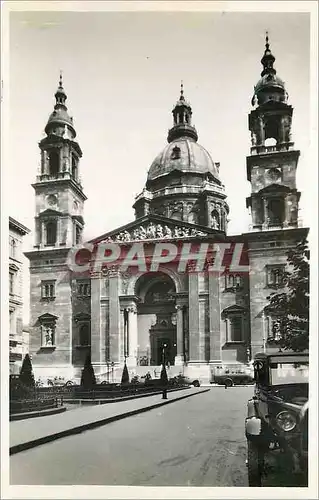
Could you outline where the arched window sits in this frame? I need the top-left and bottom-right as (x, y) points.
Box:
(48, 151), (59, 176)
(79, 323), (90, 346)
(46, 221), (57, 245)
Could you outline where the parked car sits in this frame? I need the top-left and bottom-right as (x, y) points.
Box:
(212, 364), (254, 387)
(245, 350), (308, 486)
(169, 375), (201, 387)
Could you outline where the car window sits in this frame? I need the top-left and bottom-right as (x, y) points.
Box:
(270, 362), (309, 385)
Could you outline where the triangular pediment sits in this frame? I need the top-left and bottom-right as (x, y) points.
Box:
(39, 208), (63, 218)
(259, 184), (291, 194)
(222, 304), (247, 317)
(90, 214), (223, 244)
(38, 313), (58, 322)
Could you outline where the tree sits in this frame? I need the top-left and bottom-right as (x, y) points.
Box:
(80, 355), (96, 389)
(19, 353), (35, 389)
(121, 362), (130, 385)
(266, 239), (309, 352)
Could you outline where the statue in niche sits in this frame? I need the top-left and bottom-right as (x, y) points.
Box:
(211, 213), (220, 230)
(43, 326), (53, 346)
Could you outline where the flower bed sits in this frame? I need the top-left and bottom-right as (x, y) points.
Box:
(10, 397), (61, 415)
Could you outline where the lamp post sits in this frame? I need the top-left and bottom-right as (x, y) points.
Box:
(162, 343), (167, 367)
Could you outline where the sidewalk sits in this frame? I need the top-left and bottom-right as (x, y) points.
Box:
(10, 387), (209, 455)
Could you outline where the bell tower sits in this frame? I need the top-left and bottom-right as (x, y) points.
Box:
(32, 74), (86, 249)
(246, 34), (301, 231)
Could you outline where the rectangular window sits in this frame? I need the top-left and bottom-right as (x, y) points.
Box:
(226, 316), (243, 342)
(266, 265), (285, 287)
(230, 316), (243, 342)
(46, 221), (57, 245)
(77, 281), (91, 297)
(41, 280), (56, 299)
(225, 274), (243, 290)
(9, 272), (14, 295)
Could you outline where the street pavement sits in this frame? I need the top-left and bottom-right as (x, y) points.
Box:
(10, 386), (253, 486)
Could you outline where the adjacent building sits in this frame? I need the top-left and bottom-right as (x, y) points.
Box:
(25, 36), (308, 383)
(9, 217), (30, 374)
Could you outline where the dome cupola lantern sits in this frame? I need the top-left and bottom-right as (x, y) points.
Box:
(167, 82), (198, 143)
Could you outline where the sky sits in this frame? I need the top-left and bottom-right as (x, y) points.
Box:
(6, 7), (312, 321)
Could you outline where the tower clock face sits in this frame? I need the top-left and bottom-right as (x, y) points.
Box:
(267, 168), (281, 183)
(47, 194), (58, 206)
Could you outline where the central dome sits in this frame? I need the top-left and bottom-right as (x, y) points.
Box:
(147, 136), (220, 183)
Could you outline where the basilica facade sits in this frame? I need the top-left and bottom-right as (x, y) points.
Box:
(26, 36), (308, 383)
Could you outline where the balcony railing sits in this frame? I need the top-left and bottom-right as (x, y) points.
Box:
(250, 142), (295, 155)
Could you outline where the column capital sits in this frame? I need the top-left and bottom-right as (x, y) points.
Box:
(102, 265), (120, 278)
(90, 271), (101, 279)
(175, 304), (186, 311)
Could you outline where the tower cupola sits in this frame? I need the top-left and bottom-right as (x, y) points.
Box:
(252, 33), (287, 107)
(167, 82), (198, 143)
(45, 73), (76, 138)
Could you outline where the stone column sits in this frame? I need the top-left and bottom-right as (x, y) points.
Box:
(259, 116), (265, 145)
(209, 272), (222, 362)
(108, 268), (121, 363)
(41, 221), (45, 246)
(188, 270), (200, 362)
(56, 218), (60, 246)
(284, 195), (290, 227)
(126, 305), (138, 367)
(263, 197), (268, 228)
(90, 273), (102, 369)
(174, 304), (184, 365)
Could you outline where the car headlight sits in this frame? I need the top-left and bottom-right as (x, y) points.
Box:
(276, 411), (297, 432)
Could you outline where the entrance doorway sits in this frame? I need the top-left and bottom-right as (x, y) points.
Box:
(135, 272), (177, 366)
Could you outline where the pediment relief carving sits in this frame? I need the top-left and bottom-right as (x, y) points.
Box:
(101, 221), (208, 244)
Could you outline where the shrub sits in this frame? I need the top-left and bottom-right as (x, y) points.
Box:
(80, 355), (96, 389)
(19, 354), (35, 389)
(121, 363), (130, 385)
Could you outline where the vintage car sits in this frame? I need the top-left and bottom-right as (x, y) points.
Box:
(212, 364), (254, 387)
(245, 350), (308, 486)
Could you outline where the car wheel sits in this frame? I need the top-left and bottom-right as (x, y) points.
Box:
(247, 441), (264, 487)
(192, 380), (200, 387)
(224, 378), (234, 388)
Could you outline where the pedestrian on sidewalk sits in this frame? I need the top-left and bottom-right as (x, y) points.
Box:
(160, 364), (168, 400)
